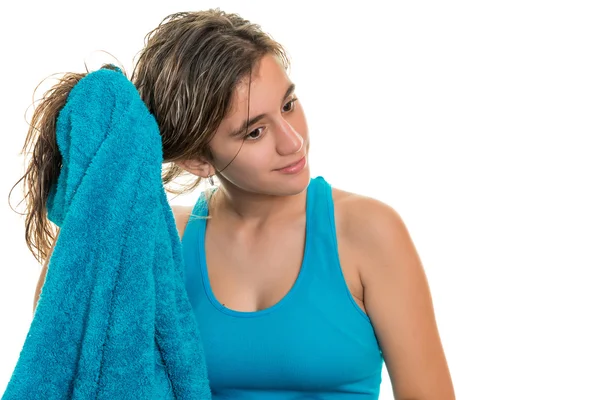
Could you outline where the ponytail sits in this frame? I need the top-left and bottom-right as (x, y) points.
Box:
(8, 64), (122, 264)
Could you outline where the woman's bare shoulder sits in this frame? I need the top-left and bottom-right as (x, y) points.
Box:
(331, 187), (390, 220)
(331, 187), (405, 245)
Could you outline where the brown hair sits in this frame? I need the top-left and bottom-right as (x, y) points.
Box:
(9, 9), (289, 264)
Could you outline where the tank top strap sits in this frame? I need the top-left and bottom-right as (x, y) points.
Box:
(191, 189), (211, 218)
(181, 189), (211, 308)
(305, 176), (337, 248)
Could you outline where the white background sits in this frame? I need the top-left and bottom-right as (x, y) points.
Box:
(1, 1), (599, 399)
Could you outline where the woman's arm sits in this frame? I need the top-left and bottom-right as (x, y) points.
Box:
(349, 198), (455, 400)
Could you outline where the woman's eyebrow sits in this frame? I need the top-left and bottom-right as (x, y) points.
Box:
(228, 83), (296, 138)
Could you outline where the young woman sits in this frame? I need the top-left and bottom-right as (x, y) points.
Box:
(22, 9), (454, 399)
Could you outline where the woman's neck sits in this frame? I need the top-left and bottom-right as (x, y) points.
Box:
(209, 183), (307, 227)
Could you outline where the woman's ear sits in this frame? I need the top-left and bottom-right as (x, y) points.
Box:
(174, 158), (214, 178)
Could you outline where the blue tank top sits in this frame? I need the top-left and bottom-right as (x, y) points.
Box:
(182, 176), (383, 399)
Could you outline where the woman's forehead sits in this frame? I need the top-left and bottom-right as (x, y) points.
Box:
(227, 56), (292, 117)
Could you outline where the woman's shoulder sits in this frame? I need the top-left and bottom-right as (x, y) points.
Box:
(331, 187), (401, 223)
(331, 187), (408, 250)
(330, 186), (419, 290)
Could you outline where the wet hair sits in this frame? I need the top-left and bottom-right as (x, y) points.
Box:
(9, 9), (290, 264)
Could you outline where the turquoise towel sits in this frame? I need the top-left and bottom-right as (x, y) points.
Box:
(3, 68), (211, 399)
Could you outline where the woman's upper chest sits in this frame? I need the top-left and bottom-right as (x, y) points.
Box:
(172, 195), (367, 314)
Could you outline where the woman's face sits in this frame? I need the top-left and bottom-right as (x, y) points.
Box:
(208, 54), (310, 197)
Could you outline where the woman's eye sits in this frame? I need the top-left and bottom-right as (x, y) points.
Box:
(245, 127), (264, 140)
(283, 98), (297, 112)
